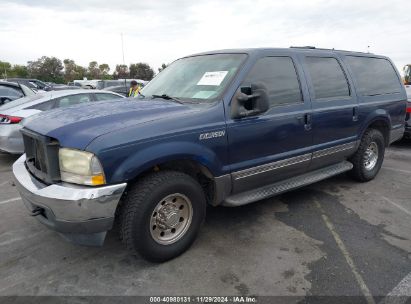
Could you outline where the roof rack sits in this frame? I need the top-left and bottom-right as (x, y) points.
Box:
(289, 46), (372, 54)
(290, 46), (317, 49)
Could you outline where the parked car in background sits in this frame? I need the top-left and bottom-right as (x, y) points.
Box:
(0, 90), (124, 154)
(67, 82), (83, 87)
(11, 47), (407, 262)
(103, 80), (147, 97)
(405, 84), (411, 138)
(0, 81), (36, 105)
(103, 85), (129, 97)
(96, 80), (126, 90)
(72, 79), (100, 89)
(97, 79), (148, 90)
(7, 78), (52, 92)
(50, 84), (81, 91)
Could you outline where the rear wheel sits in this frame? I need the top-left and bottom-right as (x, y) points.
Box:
(119, 171), (206, 262)
(349, 129), (385, 182)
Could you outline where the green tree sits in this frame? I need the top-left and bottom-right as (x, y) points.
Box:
(11, 65), (28, 78)
(0, 61), (12, 79)
(113, 64), (129, 79)
(87, 61), (100, 79)
(27, 56), (64, 83)
(98, 63), (111, 79)
(63, 59), (77, 82)
(75, 65), (87, 80)
(129, 62), (155, 80)
(158, 63), (168, 73)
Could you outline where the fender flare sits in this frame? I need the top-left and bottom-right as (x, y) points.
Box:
(110, 141), (224, 183)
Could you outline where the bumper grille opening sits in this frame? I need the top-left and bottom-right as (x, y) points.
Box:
(21, 128), (60, 184)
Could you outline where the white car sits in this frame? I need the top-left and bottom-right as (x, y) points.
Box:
(0, 89), (124, 154)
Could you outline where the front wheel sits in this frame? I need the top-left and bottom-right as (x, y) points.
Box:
(119, 171), (206, 262)
(349, 129), (385, 182)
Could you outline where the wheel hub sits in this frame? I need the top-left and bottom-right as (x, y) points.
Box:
(156, 204), (180, 229)
(150, 193), (193, 245)
(364, 141), (379, 171)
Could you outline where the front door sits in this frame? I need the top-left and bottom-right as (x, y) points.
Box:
(226, 54), (313, 193)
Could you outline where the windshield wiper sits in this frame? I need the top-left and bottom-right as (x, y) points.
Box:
(138, 91), (145, 98)
(151, 94), (184, 104)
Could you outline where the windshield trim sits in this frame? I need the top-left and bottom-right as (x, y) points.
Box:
(140, 53), (249, 104)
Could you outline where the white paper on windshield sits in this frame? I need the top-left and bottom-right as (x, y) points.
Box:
(197, 71), (228, 86)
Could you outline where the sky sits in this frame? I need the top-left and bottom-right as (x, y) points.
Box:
(0, 0), (410, 75)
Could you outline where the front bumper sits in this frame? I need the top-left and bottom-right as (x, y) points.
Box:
(0, 124), (24, 154)
(13, 154), (127, 246)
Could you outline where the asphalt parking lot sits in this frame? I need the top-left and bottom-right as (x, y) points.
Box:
(0, 142), (410, 303)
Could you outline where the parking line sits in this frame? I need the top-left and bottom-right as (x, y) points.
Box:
(379, 272), (411, 304)
(0, 197), (21, 205)
(314, 200), (376, 304)
(382, 196), (411, 217)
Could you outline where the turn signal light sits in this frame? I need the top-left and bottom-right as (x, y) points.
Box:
(0, 114), (23, 124)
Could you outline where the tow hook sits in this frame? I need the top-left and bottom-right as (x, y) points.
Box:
(31, 207), (44, 217)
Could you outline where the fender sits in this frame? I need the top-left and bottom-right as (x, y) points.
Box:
(358, 108), (391, 140)
(109, 141), (225, 184)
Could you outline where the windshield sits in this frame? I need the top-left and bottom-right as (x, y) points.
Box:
(140, 53), (247, 102)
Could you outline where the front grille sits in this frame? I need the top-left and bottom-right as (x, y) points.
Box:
(21, 128), (60, 184)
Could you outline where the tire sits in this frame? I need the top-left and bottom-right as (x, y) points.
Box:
(349, 129), (385, 182)
(119, 171), (206, 262)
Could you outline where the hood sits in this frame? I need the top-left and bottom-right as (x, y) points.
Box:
(22, 99), (195, 149)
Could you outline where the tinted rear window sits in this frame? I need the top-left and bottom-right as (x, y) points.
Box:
(305, 57), (350, 99)
(345, 56), (402, 96)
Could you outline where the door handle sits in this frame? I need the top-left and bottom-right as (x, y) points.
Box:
(353, 106), (359, 122)
(304, 113), (312, 131)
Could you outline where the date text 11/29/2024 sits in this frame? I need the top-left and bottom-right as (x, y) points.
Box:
(149, 296), (257, 303)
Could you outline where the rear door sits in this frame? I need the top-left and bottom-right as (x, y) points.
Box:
(299, 54), (359, 169)
(227, 52), (313, 193)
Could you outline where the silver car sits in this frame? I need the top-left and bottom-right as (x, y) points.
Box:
(0, 89), (124, 154)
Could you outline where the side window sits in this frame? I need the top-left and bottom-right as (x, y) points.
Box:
(242, 56), (302, 107)
(345, 56), (402, 96)
(305, 57), (350, 99)
(29, 100), (56, 111)
(0, 86), (22, 97)
(94, 93), (120, 101)
(55, 94), (92, 108)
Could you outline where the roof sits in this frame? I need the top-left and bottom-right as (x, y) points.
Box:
(0, 80), (21, 88)
(184, 46), (385, 59)
(0, 89), (123, 112)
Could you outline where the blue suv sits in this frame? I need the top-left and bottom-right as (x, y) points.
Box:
(13, 47), (407, 261)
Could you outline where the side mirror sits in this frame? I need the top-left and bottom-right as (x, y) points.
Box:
(231, 84), (269, 119)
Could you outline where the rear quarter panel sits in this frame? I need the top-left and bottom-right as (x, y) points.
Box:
(339, 54), (407, 139)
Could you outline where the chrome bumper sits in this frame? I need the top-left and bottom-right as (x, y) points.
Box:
(12, 154), (127, 245)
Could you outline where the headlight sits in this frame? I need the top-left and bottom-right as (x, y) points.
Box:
(59, 148), (106, 186)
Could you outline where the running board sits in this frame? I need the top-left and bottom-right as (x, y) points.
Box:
(223, 161), (353, 207)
